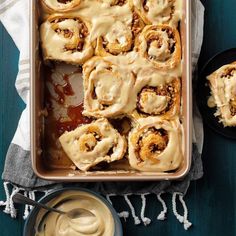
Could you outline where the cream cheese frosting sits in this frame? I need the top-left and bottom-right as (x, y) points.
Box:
(40, 15), (94, 64)
(128, 117), (183, 172)
(59, 118), (127, 171)
(41, 0), (81, 12)
(35, 190), (115, 236)
(40, 0), (184, 173)
(130, 0), (182, 26)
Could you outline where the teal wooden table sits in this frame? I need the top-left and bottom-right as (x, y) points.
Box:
(1, 0), (236, 235)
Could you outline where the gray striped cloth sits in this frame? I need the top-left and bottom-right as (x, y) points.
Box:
(0, 0), (205, 229)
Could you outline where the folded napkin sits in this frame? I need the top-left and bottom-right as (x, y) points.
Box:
(0, 0), (204, 230)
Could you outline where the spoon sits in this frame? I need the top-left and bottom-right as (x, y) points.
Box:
(12, 193), (95, 219)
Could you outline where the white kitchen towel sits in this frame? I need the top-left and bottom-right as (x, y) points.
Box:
(0, 0), (30, 151)
(0, 0), (205, 229)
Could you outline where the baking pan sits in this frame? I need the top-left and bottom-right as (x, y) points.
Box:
(30, 0), (192, 181)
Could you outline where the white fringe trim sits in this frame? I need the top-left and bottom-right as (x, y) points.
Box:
(140, 194), (151, 226)
(0, 182), (193, 230)
(1, 182), (10, 214)
(106, 194), (129, 220)
(106, 193), (151, 226)
(29, 191), (36, 210)
(124, 194), (141, 225)
(9, 186), (21, 218)
(22, 190), (37, 219)
(157, 192), (167, 220)
(0, 182), (48, 220)
(23, 191), (30, 220)
(172, 192), (192, 230)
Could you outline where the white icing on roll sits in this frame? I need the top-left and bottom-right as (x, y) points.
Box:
(131, 0), (182, 26)
(39, 0), (184, 173)
(41, 0), (81, 12)
(59, 118), (127, 171)
(83, 57), (136, 118)
(128, 117), (183, 172)
(137, 25), (181, 70)
(40, 15), (94, 64)
(139, 92), (169, 114)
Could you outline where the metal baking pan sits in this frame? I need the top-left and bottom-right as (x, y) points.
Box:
(30, 0), (192, 181)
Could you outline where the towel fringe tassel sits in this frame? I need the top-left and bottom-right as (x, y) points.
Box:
(140, 194), (151, 226)
(106, 194), (129, 220)
(9, 185), (21, 218)
(23, 191), (30, 220)
(0, 182), (10, 214)
(0, 182), (193, 230)
(157, 192), (167, 220)
(28, 191), (36, 210)
(124, 194), (141, 225)
(0, 182), (50, 220)
(172, 192), (192, 230)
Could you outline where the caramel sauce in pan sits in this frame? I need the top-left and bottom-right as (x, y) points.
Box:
(62, 74), (74, 96)
(56, 104), (93, 136)
(67, 104), (92, 124)
(44, 66), (92, 169)
(54, 84), (65, 104)
(50, 74), (74, 104)
(43, 67), (135, 171)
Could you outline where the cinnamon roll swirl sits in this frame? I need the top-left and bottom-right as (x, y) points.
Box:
(133, 77), (181, 119)
(83, 57), (135, 118)
(128, 117), (183, 172)
(40, 14), (94, 64)
(207, 62), (236, 127)
(137, 25), (181, 70)
(100, 0), (128, 6)
(41, 0), (81, 12)
(59, 118), (127, 171)
(130, 0), (181, 26)
(95, 13), (144, 56)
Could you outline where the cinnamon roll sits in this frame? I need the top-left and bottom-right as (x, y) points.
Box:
(130, 0), (181, 26)
(83, 57), (135, 118)
(40, 14), (94, 64)
(137, 25), (181, 70)
(59, 118), (127, 171)
(99, 0), (128, 6)
(207, 62), (236, 127)
(128, 117), (183, 172)
(133, 77), (180, 119)
(95, 12), (144, 56)
(41, 0), (81, 12)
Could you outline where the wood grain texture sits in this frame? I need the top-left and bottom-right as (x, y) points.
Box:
(0, 0), (236, 235)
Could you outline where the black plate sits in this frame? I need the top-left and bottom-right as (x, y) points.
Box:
(197, 48), (236, 139)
